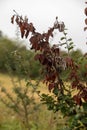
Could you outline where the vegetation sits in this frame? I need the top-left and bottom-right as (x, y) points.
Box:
(0, 36), (86, 81)
(10, 5), (87, 130)
(0, 37), (41, 79)
(0, 73), (66, 130)
(0, 1), (87, 130)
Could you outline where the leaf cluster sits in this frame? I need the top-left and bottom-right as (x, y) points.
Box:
(11, 10), (87, 129)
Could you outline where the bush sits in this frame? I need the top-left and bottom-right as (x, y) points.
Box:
(0, 37), (42, 79)
(10, 12), (87, 130)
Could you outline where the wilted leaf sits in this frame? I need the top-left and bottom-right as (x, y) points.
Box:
(65, 57), (73, 67)
(29, 23), (35, 33)
(25, 30), (29, 38)
(85, 8), (87, 16)
(84, 27), (87, 31)
(72, 81), (78, 89)
(85, 18), (87, 25)
(15, 15), (19, 24)
(45, 28), (54, 41)
(48, 83), (55, 92)
(20, 26), (25, 38)
(11, 15), (15, 24)
(73, 94), (82, 106)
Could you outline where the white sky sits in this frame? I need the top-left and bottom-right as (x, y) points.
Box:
(0, 0), (87, 53)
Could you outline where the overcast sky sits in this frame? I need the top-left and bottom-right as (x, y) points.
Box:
(0, 0), (87, 53)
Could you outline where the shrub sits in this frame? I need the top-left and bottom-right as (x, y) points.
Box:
(5, 4), (87, 129)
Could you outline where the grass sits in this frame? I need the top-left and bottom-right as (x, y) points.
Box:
(0, 73), (67, 130)
(0, 101), (22, 130)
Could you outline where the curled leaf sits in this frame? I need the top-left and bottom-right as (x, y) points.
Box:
(85, 18), (87, 25)
(48, 83), (55, 92)
(11, 15), (15, 24)
(25, 30), (29, 38)
(84, 27), (87, 31)
(15, 16), (19, 24)
(73, 94), (82, 106)
(20, 26), (25, 38)
(85, 8), (87, 16)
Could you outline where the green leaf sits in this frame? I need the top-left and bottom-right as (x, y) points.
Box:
(63, 32), (67, 36)
(81, 117), (87, 125)
(67, 38), (72, 41)
(69, 42), (74, 45)
(68, 46), (73, 51)
(60, 42), (66, 46)
(82, 102), (87, 111)
(60, 37), (66, 40)
(52, 86), (58, 96)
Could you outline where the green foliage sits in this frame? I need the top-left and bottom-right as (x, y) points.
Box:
(0, 37), (42, 79)
(0, 37), (17, 72)
(59, 30), (74, 54)
(40, 86), (87, 130)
